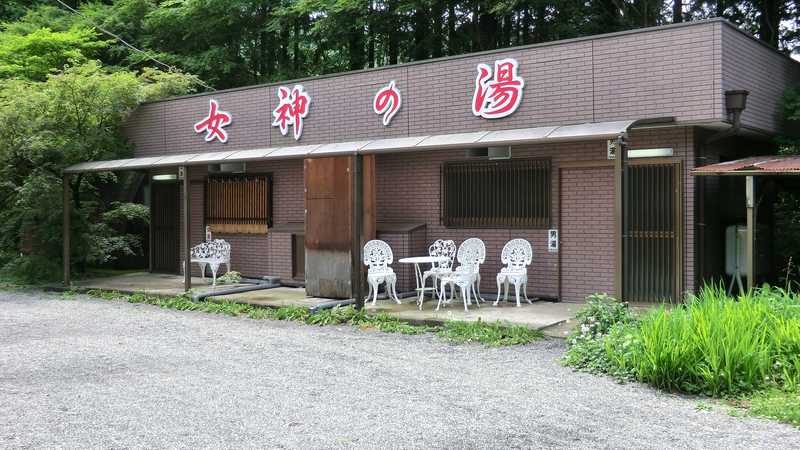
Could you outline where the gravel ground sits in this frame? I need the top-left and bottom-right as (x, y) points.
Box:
(1, 290), (799, 449)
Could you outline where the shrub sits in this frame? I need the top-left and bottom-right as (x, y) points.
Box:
(217, 271), (242, 285)
(565, 287), (800, 395)
(562, 293), (637, 378)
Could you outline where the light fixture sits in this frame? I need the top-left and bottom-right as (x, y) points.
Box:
(627, 148), (674, 158)
(152, 174), (177, 181)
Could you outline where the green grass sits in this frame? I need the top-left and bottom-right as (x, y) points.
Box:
(79, 290), (541, 347)
(564, 284), (800, 398)
(746, 389), (800, 426)
(437, 318), (544, 346)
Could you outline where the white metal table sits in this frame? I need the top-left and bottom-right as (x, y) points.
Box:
(399, 256), (449, 310)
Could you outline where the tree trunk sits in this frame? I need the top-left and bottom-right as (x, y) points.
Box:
(431, 0), (445, 58)
(447, 1), (457, 54)
(412, 3), (429, 61)
(758, 0), (781, 48)
(673, 0), (683, 23)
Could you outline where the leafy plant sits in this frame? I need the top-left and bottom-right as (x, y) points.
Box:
(562, 293), (637, 378)
(569, 284), (800, 398)
(216, 271), (242, 285)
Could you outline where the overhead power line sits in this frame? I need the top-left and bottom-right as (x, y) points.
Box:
(50, 0), (215, 92)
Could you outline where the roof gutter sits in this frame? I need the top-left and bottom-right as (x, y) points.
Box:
(705, 90), (750, 144)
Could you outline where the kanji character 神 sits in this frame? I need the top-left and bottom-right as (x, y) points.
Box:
(272, 85), (311, 140)
(373, 80), (402, 126)
(194, 99), (233, 143)
(471, 58), (525, 119)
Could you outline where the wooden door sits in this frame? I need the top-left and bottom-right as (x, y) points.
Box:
(304, 155), (376, 298)
(151, 182), (180, 273)
(304, 157), (353, 298)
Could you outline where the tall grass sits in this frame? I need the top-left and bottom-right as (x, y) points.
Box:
(619, 284), (800, 396)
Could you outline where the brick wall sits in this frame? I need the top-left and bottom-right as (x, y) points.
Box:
(375, 127), (695, 301)
(560, 167), (615, 301)
(721, 24), (800, 134)
(176, 159), (304, 279)
(122, 20), (797, 160)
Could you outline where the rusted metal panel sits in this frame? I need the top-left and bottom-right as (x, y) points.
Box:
(694, 156), (800, 175)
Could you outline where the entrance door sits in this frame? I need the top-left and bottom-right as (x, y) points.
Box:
(151, 182), (179, 273)
(624, 163), (682, 302)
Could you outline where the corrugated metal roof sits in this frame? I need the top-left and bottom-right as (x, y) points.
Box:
(64, 119), (639, 173)
(694, 156), (800, 175)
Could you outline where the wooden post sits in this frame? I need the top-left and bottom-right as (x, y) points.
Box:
(352, 154), (365, 309)
(745, 175), (755, 291)
(63, 174), (71, 287)
(182, 166), (191, 292)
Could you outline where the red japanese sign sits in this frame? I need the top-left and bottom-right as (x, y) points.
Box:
(272, 85), (311, 140)
(471, 58), (525, 119)
(373, 80), (402, 126)
(194, 99), (233, 143)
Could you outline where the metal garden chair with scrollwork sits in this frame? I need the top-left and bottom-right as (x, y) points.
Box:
(494, 238), (533, 307)
(422, 239), (456, 300)
(183, 239), (231, 286)
(363, 239), (400, 305)
(436, 238), (486, 312)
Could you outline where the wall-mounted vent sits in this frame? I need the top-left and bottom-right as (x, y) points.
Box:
(208, 162), (246, 173)
(488, 146), (511, 160)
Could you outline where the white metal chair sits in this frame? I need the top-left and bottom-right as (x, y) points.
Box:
(422, 239), (456, 299)
(494, 239), (533, 307)
(363, 239), (400, 305)
(437, 238), (486, 311)
(183, 239), (231, 286)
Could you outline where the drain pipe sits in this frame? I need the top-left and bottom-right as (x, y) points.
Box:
(308, 299), (356, 314)
(192, 279), (281, 302)
(706, 90), (749, 144)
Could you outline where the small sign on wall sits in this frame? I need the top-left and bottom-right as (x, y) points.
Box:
(548, 229), (559, 253)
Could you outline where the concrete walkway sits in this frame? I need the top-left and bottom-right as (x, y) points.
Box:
(66, 272), (580, 334)
(365, 296), (580, 332)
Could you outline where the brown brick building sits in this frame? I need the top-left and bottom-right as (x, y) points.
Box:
(65, 19), (800, 303)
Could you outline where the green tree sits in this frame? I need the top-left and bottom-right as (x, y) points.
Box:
(0, 26), (108, 81)
(0, 61), (197, 281)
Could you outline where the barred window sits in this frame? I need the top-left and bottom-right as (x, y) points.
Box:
(205, 175), (272, 234)
(441, 159), (550, 228)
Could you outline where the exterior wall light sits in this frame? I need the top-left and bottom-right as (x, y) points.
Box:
(152, 174), (177, 181)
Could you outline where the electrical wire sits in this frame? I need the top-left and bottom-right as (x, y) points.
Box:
(50, 0), (215, 91)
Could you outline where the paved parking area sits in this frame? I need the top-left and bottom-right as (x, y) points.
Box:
(1, 290), (798, 449)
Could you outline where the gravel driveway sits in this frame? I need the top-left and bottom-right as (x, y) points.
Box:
(1, 290), (798, 449)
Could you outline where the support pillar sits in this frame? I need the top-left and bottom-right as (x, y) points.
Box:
(182, 166), (191, 292)
(351, 154), (365, 309)
(63, 174), (71, 287)
(613, 136), (628, 300)
(745, 175), (755, 291)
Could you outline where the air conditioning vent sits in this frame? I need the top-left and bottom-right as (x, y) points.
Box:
(208, 162), (246, 173)
(488, 146), (511, 160)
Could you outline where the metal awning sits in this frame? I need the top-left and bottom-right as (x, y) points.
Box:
(694, 156), (800, 176)
(65, 119), (641, 174)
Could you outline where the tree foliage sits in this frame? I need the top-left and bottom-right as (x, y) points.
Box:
(0, 10), (198, 281)
(5, 1), (793, 91)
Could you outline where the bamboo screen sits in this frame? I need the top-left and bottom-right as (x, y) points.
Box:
(206, 175), (271, 234)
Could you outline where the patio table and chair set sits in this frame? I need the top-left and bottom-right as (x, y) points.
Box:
(362, 238), (534, 311)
